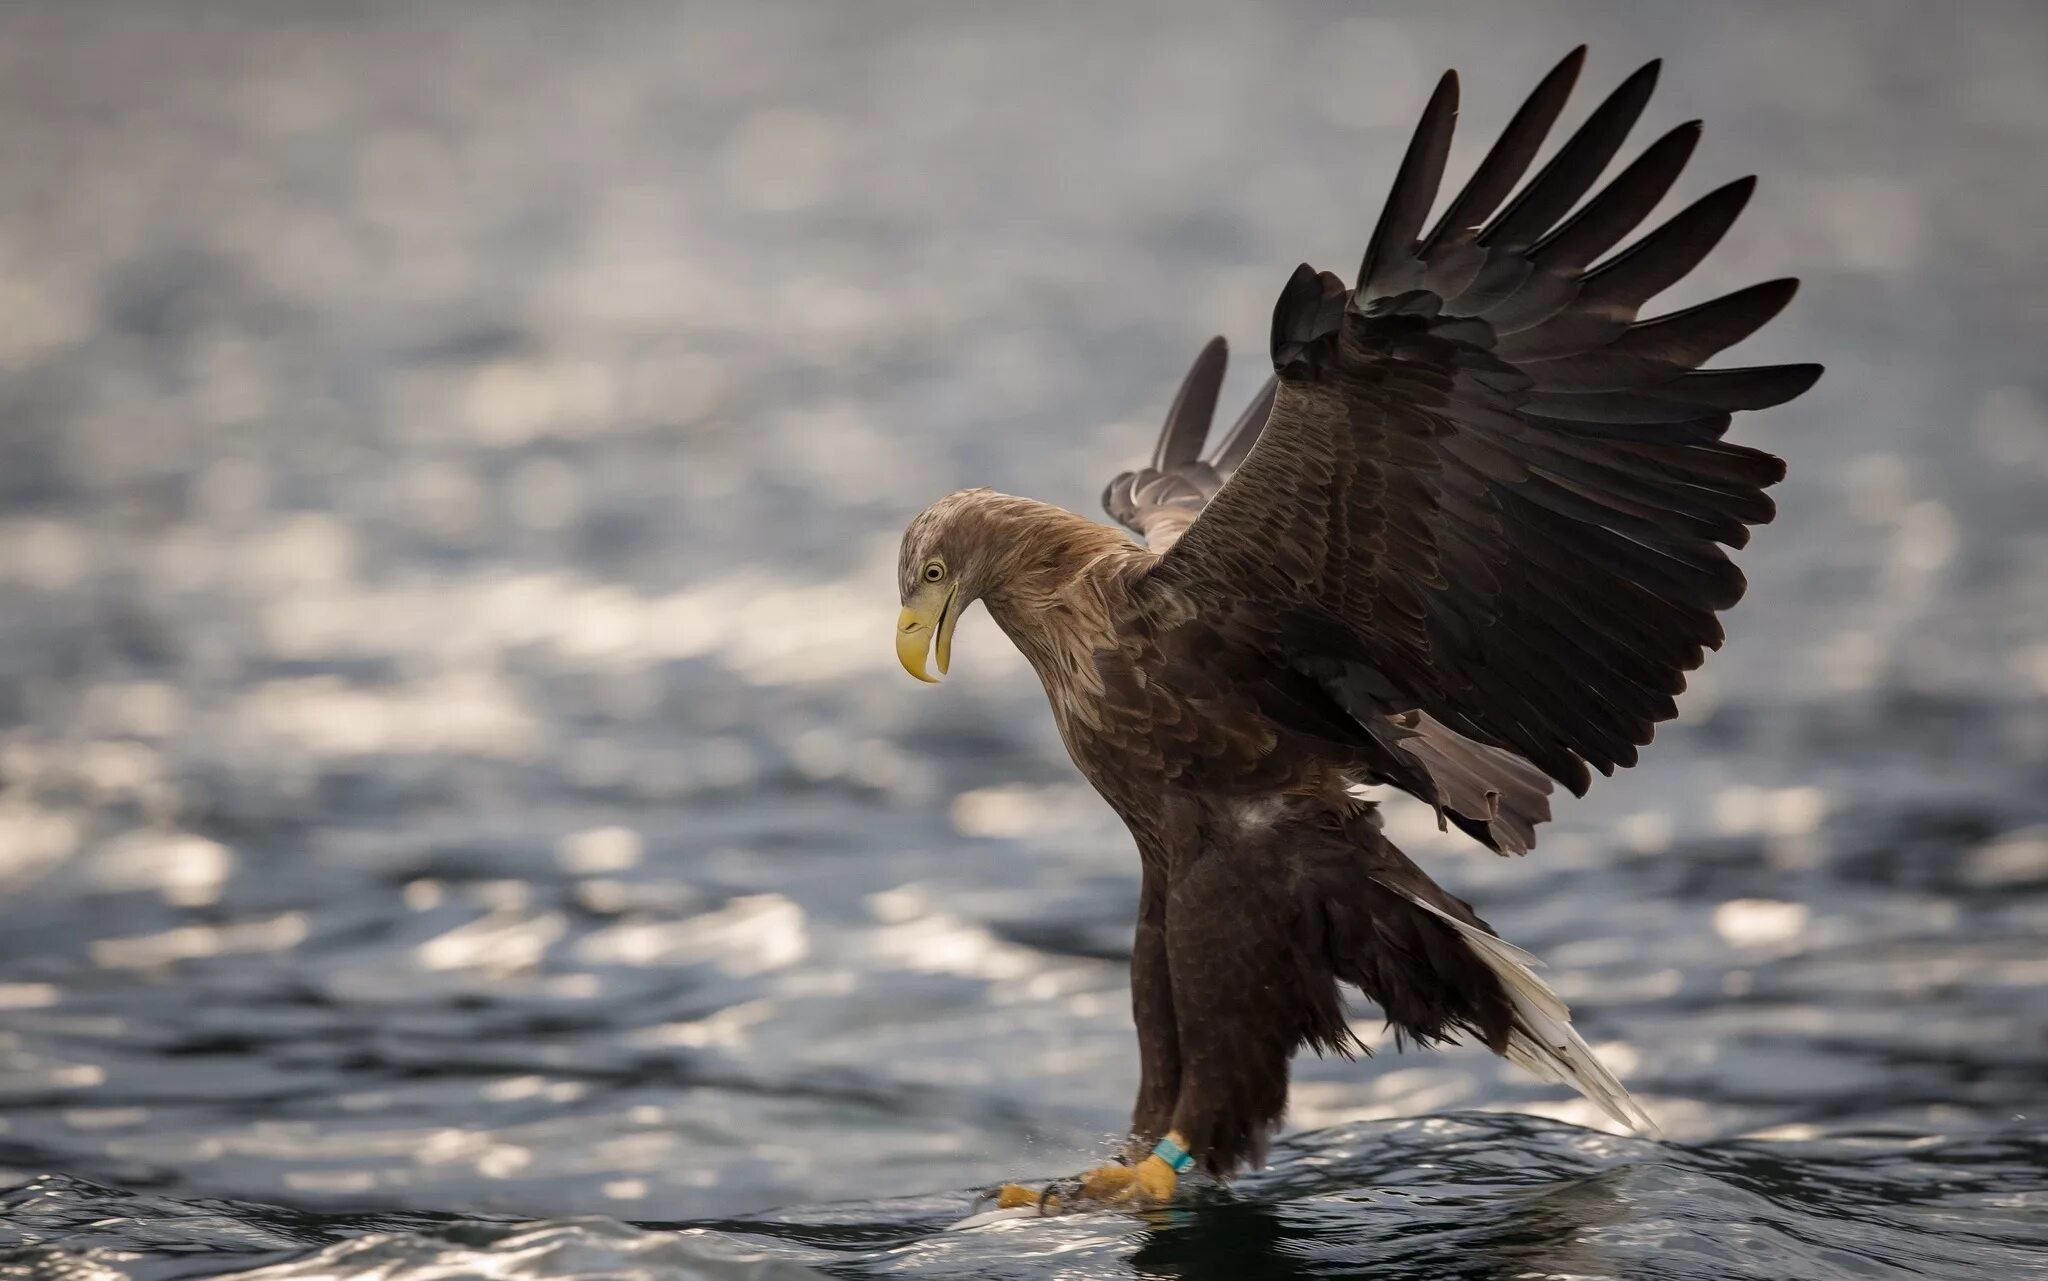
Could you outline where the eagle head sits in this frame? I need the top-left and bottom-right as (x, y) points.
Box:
(894, 488), (999, 683)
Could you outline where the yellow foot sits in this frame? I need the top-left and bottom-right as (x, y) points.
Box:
(982, 1133), (1190, 1215)
(984, 1159), (1178, 1214)
(1070, 1154), (1178, 1206)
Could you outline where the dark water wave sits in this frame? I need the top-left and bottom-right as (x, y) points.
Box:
(7, 1116), (2045, 1280)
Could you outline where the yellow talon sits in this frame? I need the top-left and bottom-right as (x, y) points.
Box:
(993, 1183), (1041, 1210)
(1075, 1153), (1179, 1205)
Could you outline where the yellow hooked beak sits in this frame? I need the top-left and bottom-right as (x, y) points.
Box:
(896, 589), (957, 684)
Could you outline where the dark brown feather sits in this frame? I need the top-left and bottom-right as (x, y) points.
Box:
(1422, 47), (1585, 255)
(1528, 121), (1701, 274)
(1477, 59), (1661, 252)
(1154, 336), (1227, 470)
(1358, 71), (1461, 299)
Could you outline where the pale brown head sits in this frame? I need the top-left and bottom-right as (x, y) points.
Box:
(894, 488), (1003, 683)
(896, 488), (1135, 683)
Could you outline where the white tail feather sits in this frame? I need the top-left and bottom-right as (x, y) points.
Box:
(1386, 884), (1658, 1135)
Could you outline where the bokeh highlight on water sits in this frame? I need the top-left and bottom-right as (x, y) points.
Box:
(0, 3), (2044, 1278)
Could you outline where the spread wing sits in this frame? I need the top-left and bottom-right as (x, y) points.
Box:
(1103, 337), (1277, 554)
(1139, 48), (1821, 795)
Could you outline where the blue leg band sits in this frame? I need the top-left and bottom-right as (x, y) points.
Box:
(1151, 1135), (1194, 1173)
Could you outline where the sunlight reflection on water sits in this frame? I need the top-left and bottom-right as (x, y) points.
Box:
(0, 2), (2044, 1278)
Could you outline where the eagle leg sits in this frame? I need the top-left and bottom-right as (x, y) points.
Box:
(1160, 836), (1354, 1177)
(1129, 866), (1181, 1143)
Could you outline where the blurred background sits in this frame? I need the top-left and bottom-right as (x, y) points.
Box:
(0, 2), (2044, 1277)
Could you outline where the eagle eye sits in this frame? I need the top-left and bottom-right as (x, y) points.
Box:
(923, 561), (946, 583)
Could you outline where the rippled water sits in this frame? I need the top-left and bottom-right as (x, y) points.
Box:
(1, 3), (2045, 1278)
(7, 1117), (2045, 1279)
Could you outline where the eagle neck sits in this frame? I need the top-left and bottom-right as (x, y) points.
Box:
(971, 501), (1140, 678)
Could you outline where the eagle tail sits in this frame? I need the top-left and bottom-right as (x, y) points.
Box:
(1376, 877), (1658, 1135)
(1164, 809), (1651, 1177)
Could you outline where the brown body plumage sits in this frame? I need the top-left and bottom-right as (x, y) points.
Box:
(909, 491), (1562, 1173)
(896, 47), (1817, 1191)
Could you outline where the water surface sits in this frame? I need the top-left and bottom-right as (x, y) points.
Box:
(0, 3), (2044, 1278)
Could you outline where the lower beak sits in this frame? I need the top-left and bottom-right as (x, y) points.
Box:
(896, 591), (957, 683)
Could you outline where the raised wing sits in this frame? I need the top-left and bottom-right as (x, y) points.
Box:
(1146, 48), (1821, 794)
(1103, 337), (1277, 554)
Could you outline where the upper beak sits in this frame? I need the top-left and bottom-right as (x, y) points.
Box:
(896, 590), (957, 683)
